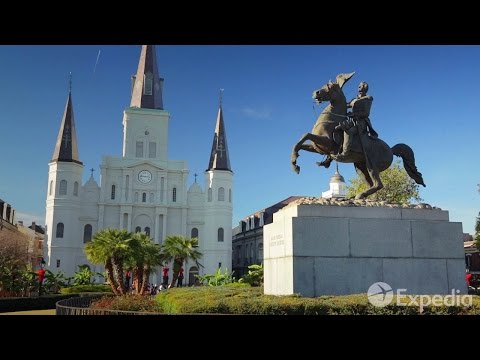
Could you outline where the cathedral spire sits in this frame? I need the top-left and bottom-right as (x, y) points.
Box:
(130, 45), (164, 110)
(51, 80), (82, 165)
(207, 91), (231, 172)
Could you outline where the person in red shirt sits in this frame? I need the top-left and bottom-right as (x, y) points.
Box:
(466, 272), (473, 287)
(38, 265), (46, 296)
(162, 267), (169, 289)
(177, 267), (184, 287)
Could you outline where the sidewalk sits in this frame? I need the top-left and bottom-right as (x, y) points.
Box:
(0, 309), (55, 315)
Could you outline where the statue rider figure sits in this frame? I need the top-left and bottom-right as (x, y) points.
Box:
(335, 81), (378, 161)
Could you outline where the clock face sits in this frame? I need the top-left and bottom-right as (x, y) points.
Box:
(138, 170), (152, 184)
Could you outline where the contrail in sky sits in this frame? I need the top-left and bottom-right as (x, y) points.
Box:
(93, 49), (101, 74)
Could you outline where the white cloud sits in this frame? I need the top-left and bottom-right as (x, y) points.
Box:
(242, 107), (272, 119)
(15, 212), (44, 226)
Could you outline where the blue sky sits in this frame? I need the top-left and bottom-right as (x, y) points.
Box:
(0, 45), (478, 234)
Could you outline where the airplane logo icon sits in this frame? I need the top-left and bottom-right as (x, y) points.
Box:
(367, 282), (393, 307)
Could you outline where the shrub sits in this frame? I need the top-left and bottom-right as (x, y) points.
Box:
(225, 282), (251, 288)
(60, 285), (112, 294)
(155, 287), (480, 315)
(90, 294), (159, 312)
(239, 264), (263, 287)
(196, 268), (236, 286)
(0, 294), (80, 313)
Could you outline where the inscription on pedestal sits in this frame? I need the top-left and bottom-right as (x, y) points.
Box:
(269, 234), (284, 247)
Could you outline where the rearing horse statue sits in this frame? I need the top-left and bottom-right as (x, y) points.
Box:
(290, 72), (425, 200)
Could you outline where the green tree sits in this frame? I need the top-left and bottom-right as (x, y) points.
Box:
(125, 232), (165, 294)
(346, 160), (423, 204)
(0, 230), (30, 296)
(475, 213), (480, 250)
(475, 184), (480, 250)
(161, 235), (203, 288)
(196, 268), (235, 286)
(72, 265), (103, 286)
(239, 264), (264, 287)
(85, 228), (134, 295)
(43, 270), (70, 294)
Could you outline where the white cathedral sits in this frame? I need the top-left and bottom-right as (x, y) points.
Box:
(44, 45), (233, 285)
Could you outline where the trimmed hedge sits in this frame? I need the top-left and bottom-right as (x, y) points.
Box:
(60, 285), (113, 294)
(0, 294), (80, 313)
(155, 287), (480, 315)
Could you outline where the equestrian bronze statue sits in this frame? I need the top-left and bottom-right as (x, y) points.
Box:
(290, 72), (425, 200)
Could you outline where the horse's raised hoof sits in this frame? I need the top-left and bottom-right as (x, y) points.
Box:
(316, 159), (332, 169)
(292, 165), (300, 174)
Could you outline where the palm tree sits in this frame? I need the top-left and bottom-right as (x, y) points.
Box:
(126, 232), (165, 294)
(85, 228), (134, 295)
(161, 235), (203, 288)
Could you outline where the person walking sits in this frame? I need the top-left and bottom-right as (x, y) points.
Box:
(162, 266), (169, 289)
(177, 267), (184, 287)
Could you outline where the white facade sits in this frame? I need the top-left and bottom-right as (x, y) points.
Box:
(321, 167), (346, 199)
(44, 46), (233, 282)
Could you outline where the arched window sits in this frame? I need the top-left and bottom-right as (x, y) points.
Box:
(136, 141), (144, 158)
(217, 227), (224, 242)
(145, 227), (150, 236)
(218, 187), (225, 201)
(172, 187), (177, 202)
(144, 73), (153, 95)
(142, 193), (147, 202)
(74, 181), (79, 196)
(160, 177), (165, 202)
(188, 266), (199, 286)
(56, 223), (64, 238)
(191, 227), (198, 238)
(59, 180), (67, 195)
(148, 142), (156, 158)
(49, 181), (53, 196)
(83, 224), (92, 243)
(135, 226), (141, 233)
(208, 188), (212, 202)
(111, 185), (116, 200)
(125, 175), (130, 201)
(258, 243), (264, 261)
(259, 212), (265, 227)
(229, 188), (232, 202)
(135, 192), (139, 202)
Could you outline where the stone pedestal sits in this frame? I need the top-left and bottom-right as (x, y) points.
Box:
(263, 201), (467, 297)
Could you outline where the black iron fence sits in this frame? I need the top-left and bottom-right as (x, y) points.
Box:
(55, 295), (161, 315)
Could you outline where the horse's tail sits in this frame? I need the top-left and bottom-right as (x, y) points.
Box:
(391, 143), (426, 187)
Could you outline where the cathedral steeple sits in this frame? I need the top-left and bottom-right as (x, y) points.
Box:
(130, 45), (164, 110)
(51, 84), (82, 165)
(207, 91), (231, 172)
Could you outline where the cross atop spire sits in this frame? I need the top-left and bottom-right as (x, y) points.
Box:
(194, 173), (198, 183)
(69, 72), (72, 93)
(130, 45), (164, 110)
(219, 88), (224, 108)
(90, 168), (95, 178)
